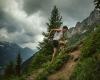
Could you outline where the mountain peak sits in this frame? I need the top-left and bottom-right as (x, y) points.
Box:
(0, 41), (34, 67)
(70, 9), (100, 35)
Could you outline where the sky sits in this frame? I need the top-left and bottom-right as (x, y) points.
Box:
(0, 0), (94, 50)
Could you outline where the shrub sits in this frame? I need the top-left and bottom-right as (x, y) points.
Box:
(36, 70), (48, 80)
(36, 53), (70, 80)
(81, 26), (100, 58)
(70, 25), (100, 80)
(70, 56), (100, 80)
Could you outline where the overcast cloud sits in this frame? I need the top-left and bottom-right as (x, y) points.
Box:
(0, 0), (94, 49)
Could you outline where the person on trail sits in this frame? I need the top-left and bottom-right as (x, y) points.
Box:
(49, 26), (69, 63)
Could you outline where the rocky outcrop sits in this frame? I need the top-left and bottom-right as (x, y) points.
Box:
(70, 9), (100, 35)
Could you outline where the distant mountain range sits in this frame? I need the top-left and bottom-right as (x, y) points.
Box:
(0, 41), (36, 67)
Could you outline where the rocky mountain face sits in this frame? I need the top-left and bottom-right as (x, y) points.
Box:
(70, 9), (100, 35)
(0, 41), (35, 67)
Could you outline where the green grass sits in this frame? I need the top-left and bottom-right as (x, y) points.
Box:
(70, 26), (100, 80)
(36, 53), (70, 80)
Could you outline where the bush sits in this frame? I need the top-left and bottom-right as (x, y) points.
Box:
(65, 43), (79, 53)
(70, 56), (100, 80)
(30, 51), (51, 69)
(36, 70), (48, 80)
(70, 26), (100, 80)
(46, 54), (70, 73)
(36, 53), (70, 80)
(81, 26), (100, 58)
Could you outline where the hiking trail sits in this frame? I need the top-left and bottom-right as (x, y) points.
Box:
(48, 48), (81, 80)
(26, 46), (81, 80)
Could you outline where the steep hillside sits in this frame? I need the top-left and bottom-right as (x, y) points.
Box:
(47, 25), (100, 80)
(68, 9), (100, 46)
(24, 10), (100, 80)
(4, 9), (100, 80)
(48, 47), (81, 80)
(70, 26), (100, 80)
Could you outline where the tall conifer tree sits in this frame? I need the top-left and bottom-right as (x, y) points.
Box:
(15, 53), (22, 76)
(38, 6), (63, 52)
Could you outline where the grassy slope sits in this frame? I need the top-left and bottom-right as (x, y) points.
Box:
(70, 26), (100, 80)
(48, 48), (81, 80)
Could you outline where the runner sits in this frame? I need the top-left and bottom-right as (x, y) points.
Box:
(49, 26), (69, 63)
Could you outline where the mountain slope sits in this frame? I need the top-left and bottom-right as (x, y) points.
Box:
(48, 47), (81, 80)
(68, 9), (100, 47)
(47, 10), (100, 80)
(70, 26), (100, 80)
(70, 9), (100, 35)
(25, 44), (81, 80)
(7, 9), (100, 80)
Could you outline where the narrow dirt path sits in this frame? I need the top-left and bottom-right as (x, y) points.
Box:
(26, 46), (81, 80)
(48, 49), (81, 80)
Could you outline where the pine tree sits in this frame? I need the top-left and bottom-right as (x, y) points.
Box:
(38, 6), (63, 50)
(30, 6), (63, 69)
(94, 0), (100, 9)
(15, 53), (22, 76)
(4, 61), (14, 78)
(47, 6), (63, 31)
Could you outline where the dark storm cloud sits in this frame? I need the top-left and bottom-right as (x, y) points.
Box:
(0, 10), (22, 33)
(59, 0), (94, 20)
(23, 0), (53, 14)
(23, 0), (94, 26)
(0, 0), (95, 49)
(0, 22), (21, 33)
